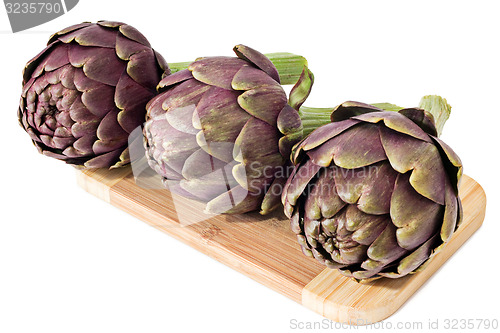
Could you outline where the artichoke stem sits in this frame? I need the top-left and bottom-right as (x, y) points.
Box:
(168, 61), (192, 73)
(371, 102), (404, 112)
(298, 106), (335, 136)
(418, 95), (451, 137)
(168, 53), (308, 86)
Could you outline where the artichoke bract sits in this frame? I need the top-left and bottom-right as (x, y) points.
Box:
(18, 21), (168, 168)
(282, 96), (463, 281)
(144, 45), (322, 215)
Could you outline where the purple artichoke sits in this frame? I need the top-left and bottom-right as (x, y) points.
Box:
(18, 21), (168, 168)
(282, 96), (463, 281)
(144, 45), (318, 215)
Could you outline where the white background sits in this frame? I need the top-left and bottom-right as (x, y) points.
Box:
(1, 1), (499, 332)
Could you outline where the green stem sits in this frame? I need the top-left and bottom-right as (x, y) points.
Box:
(168, 61), (192, 73)
(168, 53), (308, 86)
(265, 53), (308, 86)
(418, 95), (451, 137)
(293, 95), (452, 138)
(371, 102), (404, 112)
(298, 106), (334, 136)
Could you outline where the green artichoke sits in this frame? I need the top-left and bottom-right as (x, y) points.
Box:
(144, 45), (325, 215)
(282, 96), (463, 281)
(18, 21), (168, 168)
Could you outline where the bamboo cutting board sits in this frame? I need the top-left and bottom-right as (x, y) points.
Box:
(76, 168), (486, 325)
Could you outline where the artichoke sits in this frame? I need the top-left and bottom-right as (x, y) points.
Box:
(144, 45), (327, 215)
(18, 21), (168, 168)
(282, 96), (463, 281)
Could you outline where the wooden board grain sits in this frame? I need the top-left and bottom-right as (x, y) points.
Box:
(76, 168), (486, 325)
